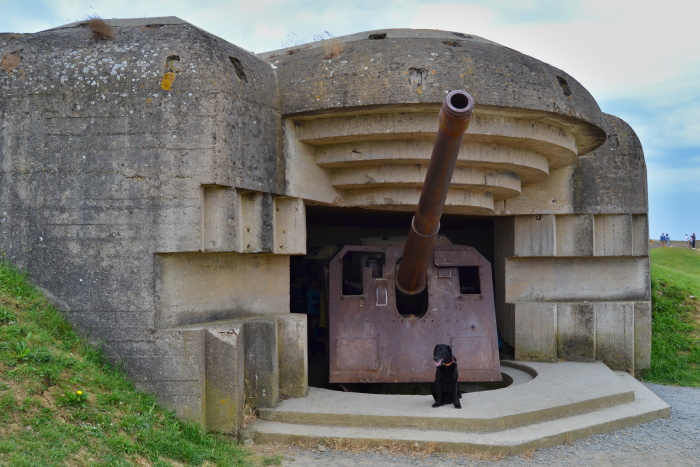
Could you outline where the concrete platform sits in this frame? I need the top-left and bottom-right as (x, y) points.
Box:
(242, 361), (670, 455)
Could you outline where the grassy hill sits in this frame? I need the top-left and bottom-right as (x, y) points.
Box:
(0, 259), (274, 466)
(645, 247), (700, 386)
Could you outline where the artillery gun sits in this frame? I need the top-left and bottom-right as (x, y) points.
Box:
(328, 91), (501, 383)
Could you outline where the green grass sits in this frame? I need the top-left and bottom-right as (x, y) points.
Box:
(0, 259), (276, 466)
(645, 247), (700, 386)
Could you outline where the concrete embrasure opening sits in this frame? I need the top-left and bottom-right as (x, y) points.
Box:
(291, 205), (504, 393)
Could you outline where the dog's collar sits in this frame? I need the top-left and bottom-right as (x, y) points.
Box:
(442, 357), (456, 367)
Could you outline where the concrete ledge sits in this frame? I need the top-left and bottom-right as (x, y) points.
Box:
(205, 327), (245, 434)
(245, 362), (670, 455)
(256, 361), (632, 432)
(170, 316), (296, 431)
(277, 313), (308, 398)
(243, 319), (280, 408)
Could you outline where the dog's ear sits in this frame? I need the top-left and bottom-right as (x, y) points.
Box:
(446, 345), (452, 352)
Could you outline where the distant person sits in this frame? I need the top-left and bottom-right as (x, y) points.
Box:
(660, 232), (666, 247)
(666, 234), (671, 247)
(692, 233), (696, 249)
(686, 234), (691, 248)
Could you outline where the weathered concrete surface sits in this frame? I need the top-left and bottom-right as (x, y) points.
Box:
(277, 313), (308, 398)
(496, 117), (651, 372)
(245, 362), (670, 455)
(634, 302), (652, 371)
(112, 328), (207, 425)
(268, 29), (609, 215)
(557, 302), (595, 361)
(154, 252), (290, 328)
(492, 112), (649, 370)
(244, 319), (280, 408)
(505, 257), (649, 303)
(0, 19), (651, 436)
(511, 301), (651, 372)
(261, 29), (607, 149)
(0, 18), (306, 432)
(205, 327), (245, 434)
(513, 215), (556, 257)
(149, 316), (304, 432)
(0, 17), (291, 325)
(284, 105), (594, 213)
(594, 214), (633, 256)
(574, 114), (648, 214)
(514, 303), (557, 362)
(556, 214), (594, 256)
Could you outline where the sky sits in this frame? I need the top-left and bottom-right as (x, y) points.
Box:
(1, 0), (699, 240)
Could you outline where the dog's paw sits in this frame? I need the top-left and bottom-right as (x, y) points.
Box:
(432, 402), (443, 408)
(454, 403), (462, 409)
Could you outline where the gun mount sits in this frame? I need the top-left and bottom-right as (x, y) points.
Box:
(328, 91), (502, 383)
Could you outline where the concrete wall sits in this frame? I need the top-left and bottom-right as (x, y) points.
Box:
(0, 17), (307, 432)
(1, 20), (651, 431)
(155, 253), (290, 328)
(493, 114), (650, 373)
(0, 17), (288, 317)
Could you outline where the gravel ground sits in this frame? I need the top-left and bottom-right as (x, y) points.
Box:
(255, 383), (700, 467)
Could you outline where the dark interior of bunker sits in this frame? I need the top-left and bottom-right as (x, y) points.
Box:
(290, 205), (512, 394)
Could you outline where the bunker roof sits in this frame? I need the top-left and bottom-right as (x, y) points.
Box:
(261, 28), (608, 154)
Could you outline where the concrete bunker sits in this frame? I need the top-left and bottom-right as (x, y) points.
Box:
(0, 18), (654, 442)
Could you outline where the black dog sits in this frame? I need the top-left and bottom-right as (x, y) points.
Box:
(431, 344), (461, 409)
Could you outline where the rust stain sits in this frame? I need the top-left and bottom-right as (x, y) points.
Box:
(328, 245), (501, 383)
(161, 72), (175, 91)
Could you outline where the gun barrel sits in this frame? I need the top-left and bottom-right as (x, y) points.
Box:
(396, 90), (474, 298)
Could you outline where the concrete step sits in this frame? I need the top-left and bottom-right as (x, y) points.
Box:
(243, 362), (670, 455)
(256, 361), (635, 432)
